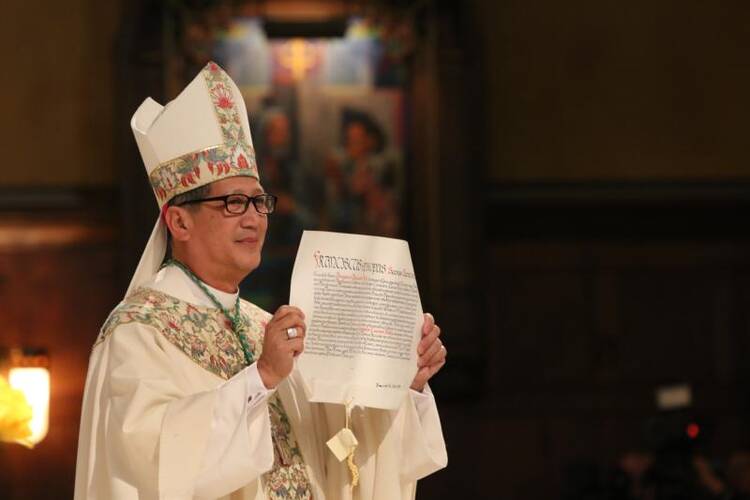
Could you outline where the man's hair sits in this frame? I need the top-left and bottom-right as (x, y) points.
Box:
(164, 184), (212, 258)
(168, 184), (212, 208)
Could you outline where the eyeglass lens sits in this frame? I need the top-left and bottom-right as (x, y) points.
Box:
(226, 194), (275, 214)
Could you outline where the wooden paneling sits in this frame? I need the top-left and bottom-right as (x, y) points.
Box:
(490, 241), (750, 388)
(418, 230), (750, 499)
(474, 0), (750, 182)
(0, 0), (122, 187)
(0, 217), (118, 499)
(466, 223), (750, 497)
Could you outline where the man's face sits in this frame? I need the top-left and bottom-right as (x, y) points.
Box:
(187, 176), (268, 279)
(266, 114), (290, 149)
(345, 122), (370, 159)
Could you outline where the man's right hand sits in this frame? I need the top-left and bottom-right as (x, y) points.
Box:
(257, 305), (306, 389)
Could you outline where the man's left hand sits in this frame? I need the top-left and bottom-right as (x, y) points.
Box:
(411, 313), (447, 392)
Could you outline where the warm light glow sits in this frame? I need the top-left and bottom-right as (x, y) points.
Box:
(278, 39), (317, 81)
(8, 367), (49, 445)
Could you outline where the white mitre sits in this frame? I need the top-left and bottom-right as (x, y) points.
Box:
(127, 61), (259, 297)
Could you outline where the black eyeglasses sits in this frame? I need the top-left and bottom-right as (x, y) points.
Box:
(177, 193), (277, 215)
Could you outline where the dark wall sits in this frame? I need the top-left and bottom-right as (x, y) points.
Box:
(412, 1), (750, 498)
(0, 0), (121, 187)
(475, 0), (750, 182)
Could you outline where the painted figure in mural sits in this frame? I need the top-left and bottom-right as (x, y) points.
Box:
(245, 103), (322, 309)
(256, 105), (317, 247)
(74, 62), (447, 500)
(325, 108), (403, 237)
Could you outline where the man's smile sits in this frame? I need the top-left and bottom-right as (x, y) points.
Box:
(237, 236), (259, 244)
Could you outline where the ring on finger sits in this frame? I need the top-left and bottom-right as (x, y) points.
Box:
(286, 327), (298, 339)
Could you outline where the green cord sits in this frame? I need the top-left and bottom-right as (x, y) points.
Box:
(166, 259), (253, 365)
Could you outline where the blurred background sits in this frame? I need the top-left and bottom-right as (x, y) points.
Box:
(1, 0), (750, 498)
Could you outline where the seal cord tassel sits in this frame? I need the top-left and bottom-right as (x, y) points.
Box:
(345, 400), (359, 489)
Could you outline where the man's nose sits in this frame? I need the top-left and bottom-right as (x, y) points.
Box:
(240, 206), (262, 227)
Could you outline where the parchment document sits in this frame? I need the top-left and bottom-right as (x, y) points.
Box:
(290, 230), (423, 410)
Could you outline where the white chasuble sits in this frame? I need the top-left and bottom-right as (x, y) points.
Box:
(74, 266), (447, 500)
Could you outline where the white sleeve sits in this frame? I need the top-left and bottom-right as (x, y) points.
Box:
(400, 383), (448, 480)
(409, 386), (434, 420)
(194, 363), (276, 499)
(104, 324), (277, 499)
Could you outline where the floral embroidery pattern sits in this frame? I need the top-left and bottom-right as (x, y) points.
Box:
(95, 287), (313, 498)
(148, 61), (259, 206)
(96, 288), (256, 378)
(264, 394), (313, 500)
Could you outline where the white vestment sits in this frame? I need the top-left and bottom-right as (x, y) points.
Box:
(74, 265), (447, 500)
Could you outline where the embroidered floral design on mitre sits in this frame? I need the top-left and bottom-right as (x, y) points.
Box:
(148, 62), (259, 206)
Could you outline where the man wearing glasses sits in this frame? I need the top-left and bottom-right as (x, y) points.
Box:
(74, 62), (447, 500)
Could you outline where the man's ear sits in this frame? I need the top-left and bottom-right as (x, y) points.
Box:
(163, 206), (193, 242)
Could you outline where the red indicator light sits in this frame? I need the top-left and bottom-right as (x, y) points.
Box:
(686, 423), (700, 439)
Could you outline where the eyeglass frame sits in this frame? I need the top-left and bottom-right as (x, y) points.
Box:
(176, 193), (278, 215)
